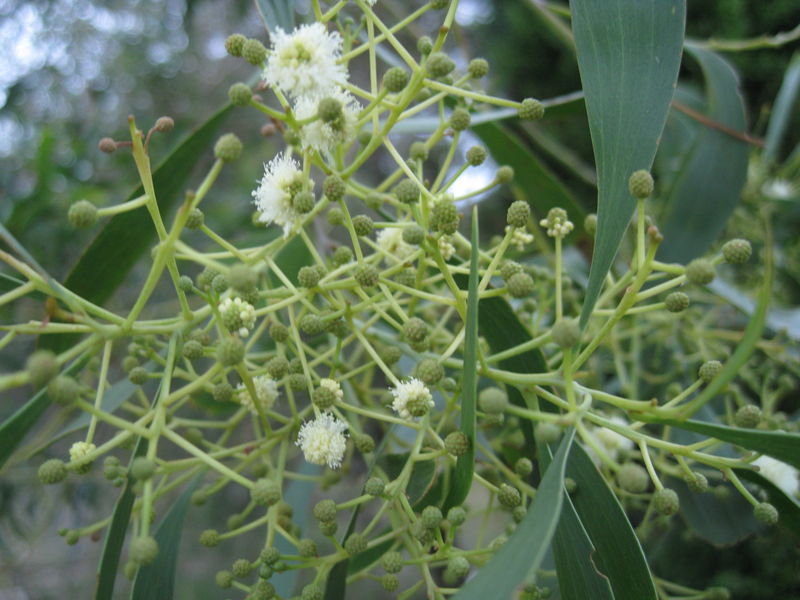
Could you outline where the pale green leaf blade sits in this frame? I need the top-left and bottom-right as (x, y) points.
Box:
(573, 0), (686, 327)
(764, 51), (800, 164)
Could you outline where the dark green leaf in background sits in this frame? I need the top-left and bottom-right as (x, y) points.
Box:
(254, 0), (294, 33)
(573, 0), (686, 327)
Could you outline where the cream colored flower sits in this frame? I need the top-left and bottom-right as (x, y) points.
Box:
(390, 378), (434, 419)
(297, 413), (348, 468)
(237, 375), (280, 415)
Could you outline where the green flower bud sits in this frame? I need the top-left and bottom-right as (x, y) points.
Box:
(212, 382), (234, 403)
(507, 272), (534, 298)
(394, 179), (420, 204)
(228, 82), (252, 106)
(177, 275), (194, 293)
(383, 66), (409, 92)
(323, 175), (346, 203)
(685, 258), (715, 286)
(402, 317), (428, 343)
(412, 520), (433, 545)
(260, 547), (280, 565)
(515, 457), (533, 478)
(199, 529), (220, 547)
(421, 505), (443, 529)
(468, 57), (489, 78)
(130, 536), (159, 566)
(297, 538), (317, 558)
(317, 97), (342, 123)
(364, 476), (385, 497)
(431, 199), (460, 234)
(495, 165), (514, 183)
(518, 98), (544, 121)
(293, 190), (315, 214)
(288, 357), (304, 374)
(416, 358), (444, 385)
(211, 273), (228, 294)
(512, 505), (527, 523)
(584, 213), (598, 236)
(312, 385), (337, 410)
(47, 375), (80, 405)
(354, 432), (376, 454)
(479, 387), (508, 414)
(68, 200), (98, 228)
(225, 34), (246, 57)
(551, 319), (581, 349)
(298, 314), (323, 335)
(417, 36), (433, 56)
(129, 366), (148, 386)
(394, 269), (417, 288)
(214, 133), (243, 162)
(402, 224), (426, 245)
(313, 499), (337, 522)
(735, 404), (762, 428)
(652, 488), (680, 516)
(344, 532), (367, 555)
(753, 501), (778, 525)
(298, 265), (321, 288)
(381, 550), (404, 574)
(616, 463), (650, 493)
(269, 321), (289, 343)
(352, 214), (374, 236)
(465, 146), (487, 167)
(354, 264), (379, 288)
(242, 38), (267, 65)
(381, 573), (400, 591)
(251, 478), (281, 506)
(535, 422), (562, 444)
(27, 350), (59, 389)
(446, 556), (470, 579)
(500, 261), (523, 281)
(182, 340), (204, 361)
(38, 458), (68, 485)
(444, 431), (470, 456)
(332, 245), (353, 266)
(498, 483), (522, 508)
(288, 373), (307, 390)
(232, 558), (252, 577)
(698, 360), (723, 383)
(426, 52), (455, 78)
(215, 569), (233, 588)
(301, 583), (323, 600)
(130, 457), (156, 481)
(216, 337), (245, 366)
(628, 170), (654, 199)
(507, 200), (530, 228)
(722, 238), (752, 264)
(684, 471), (709, 493)
(409, 141), (428, 162)
(665, 291), (690, 313)
(319, 519), (338, 536)
(450, 108), (471, 131)
(265, 356), (288, 379)
(447, 506), (467, 527)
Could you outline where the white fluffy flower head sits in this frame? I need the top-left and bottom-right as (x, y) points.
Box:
(219, 296), (256, 337)
(753, 455), (800, 498)
(319, 378), (344, 402)
(264, 23), (347, 100)
(237, 375), (280, 415)
(297, 413), (348, 469)
(390, 378), (434, 420)
(376, 226), (416, 264)
(252, 153), (307, 237)
(69, 441), (96, 462)
(505, 225), (534, 251)
(294, 88), (361, 154)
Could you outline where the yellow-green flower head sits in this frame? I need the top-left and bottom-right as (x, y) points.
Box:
(252, 152), (309, 237)
(237, 375), (280, 415)
(264, 23), (348, 100)
(69, 441), (96, 463)
(319, 378), (344, 403)
(390, 378), (434, 419)
(540, 207), (574, 239)
(297, 413), (348, 469)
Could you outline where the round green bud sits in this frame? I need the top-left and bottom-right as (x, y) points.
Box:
(468, 57), (489, 79)
(332, 245), (353, 266)
(426, 52), (455, 78)
(301, 583), (323, 600)
(409, 141), (428, 162)
(214, 133), (243, 162)
(178, 275), (193, 292)
(47, 375), (80, 405)
(312, 385), (337, 410)
(266, 356), (289, 379)
(293, 190), (315, 214)
(212, 382), (234, 403)
(231, 558), (252, 577)
(27, 350), (59, 389)
(431, 199), (460, 234)
(628, 170), (654, 199)
(260, 547), (280, 565)
(353, 432), (376, 454)
(402, 317), (428, 343)
(38, 459), (68, 485)
(215, 569), (233, 588)
(684, 471), (709, 494)
(498, 483), (522, 508)
(551, 319), (581, 349)
(317, 97), (342, 123)
(228, 82), (252, 107)
(297, 538), (317, 558)
(383, 66), (409, 92)
(227, 265), (257, 294)
(269, 321), (289, 343)
(512, 505), (527, 523)
(735, 404), (762, 428)
(722, 238), (752, 265)
(466, 145), (487, 166)
(251, 478), (281, 506)
(225, 34), (246, 57)
(394, 269), (417, 288)
(446, 556), (470, 579)
(685, 258), (715, 286)
(344, 533), (367, 555)
(199, 529), (220, 548)
(211, 273), (228, 294)
(417, 36), (433, 56)
(445, 431), (470, 456)
(515, 457), (534, 478)
(500, 261), (523, 281)
(665, 291), (689, 313)
(288, 373), (307, 390)
(196, 266), (217, 290)
(130, 536), (159, 566)
(535, 422), (562, 444)
(68, 200), (98, 228)
(416, 358), (444, 385)
(299, 313), (324, 335)
(698, 360), (723, 383)
(479, 387), (508, 414)
(754, 501), (778, 526)
(242, 38), (267, 65)
(495, 165), (514, 183)
(441, 377), (457, 392)
(420, 505), (443, 529)
(652, 488), (680, 516)
(288, 357), (304, 374)
(518, 98), (544, 121)
(184, 427), (204, 446)
(394, 179), (419, 204)
(129, 366), (148, 386)
(402, 224), (426, 245)
(323, 175), (346, 203)
(382, 550), (403, 573)
(584, 213), (598, 236)
(364, 477), (385, 496)
(450, 107), (471, 131)
(254, 581), (275, 597)
(354, 264), (379, 288)
(313, 499), (337, 522)
(130, 457), (156, 481)
(182, 340), (204, 361)
(216, 337), (245, 366)
(364, 191), (384, 210)
(507, 200), (531, 228)
(352, 214), (374, 236)
(122, 355), (139, 373)
(298, 265), (321, 288)
(412, 520), (433, 545)
(616, 463), (650, 493)
(381, 574), (400, 591)
(447, 506), (467, 527)
(319, 519), (338, 536)
(507, 272), (535, 298)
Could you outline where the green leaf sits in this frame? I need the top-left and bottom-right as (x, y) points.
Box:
(471, 123), (586, 229)
(130, 472), (205, 600)
(95, 436), (149, 600)
(763, 51), (800, 164)
(737, 468), (800, 538)
(452, 428), (575, 600)
(657, 419), (800, 470)
(443, 206), (479, 511)
(539, 444), (613, 600)
(566, 443), (658, 599)
(573, 0), (686, 327)
(254, 0), (294, 33)
(658, 44), (749, 263)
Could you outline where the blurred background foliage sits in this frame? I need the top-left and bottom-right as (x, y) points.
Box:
(1, 0), (799, 598)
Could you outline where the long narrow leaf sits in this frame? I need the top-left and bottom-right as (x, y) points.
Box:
(763, 51), (800, 164)
(573, 0), (686, 327)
